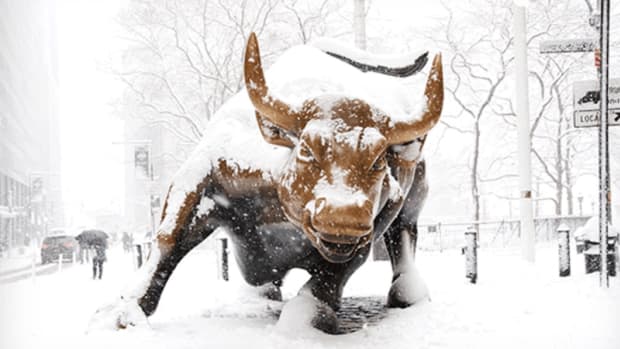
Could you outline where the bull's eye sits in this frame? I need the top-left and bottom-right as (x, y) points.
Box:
(297, 144), (314, 163)
(371, 157), (386, 172)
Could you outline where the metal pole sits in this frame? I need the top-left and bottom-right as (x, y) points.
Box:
(353, 0), (366, 50)
(136, 244), (143, 268)
(218, 238), (229, 281)
(598, 0), (610, 288)
(149, 152), (157, 239)
(514, 4), (536, 263)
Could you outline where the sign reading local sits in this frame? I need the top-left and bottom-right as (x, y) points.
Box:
(574, 110), (620, 128)
(573, 79), (620, 128)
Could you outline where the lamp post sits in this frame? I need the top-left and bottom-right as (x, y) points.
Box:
(513, 2), (536, 263)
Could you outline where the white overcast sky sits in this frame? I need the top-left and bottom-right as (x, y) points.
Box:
(57, 0), (127, 221)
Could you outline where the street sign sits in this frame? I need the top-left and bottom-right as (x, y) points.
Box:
(573, 79), (620, 112)
(574, 110), (620, 128)
(573, 79), (620, 128)
(540, 38), (597, 54)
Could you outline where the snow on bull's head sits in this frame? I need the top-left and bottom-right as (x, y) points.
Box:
(244, 33), (443, 263)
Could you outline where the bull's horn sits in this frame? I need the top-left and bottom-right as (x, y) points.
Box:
(386, 53), (443, 145)
(244, 32), (300, 132)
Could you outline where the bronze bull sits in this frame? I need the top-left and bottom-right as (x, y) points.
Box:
(96, 33), (443, 334)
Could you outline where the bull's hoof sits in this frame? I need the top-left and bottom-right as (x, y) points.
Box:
(275, 291), (339, 335)
(387, 269), (430, 308)
(88, 297), (149, 331)
(257, 282), (282, 301)
(311, 301), (339, 334)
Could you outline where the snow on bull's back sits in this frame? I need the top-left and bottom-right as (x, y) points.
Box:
(267, 45), (428, 123)
(160, 43), (428, 235)
(204, 44), (427, 174)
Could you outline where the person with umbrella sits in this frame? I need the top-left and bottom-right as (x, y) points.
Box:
(92, 242), (106, 279)
(75, 229), (109, 278)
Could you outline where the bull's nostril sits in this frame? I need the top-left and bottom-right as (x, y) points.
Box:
(315, 197), (327, 214)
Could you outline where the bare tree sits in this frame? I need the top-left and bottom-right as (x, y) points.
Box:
(116, 0), (345, 147)
(428, 0), (597, 222)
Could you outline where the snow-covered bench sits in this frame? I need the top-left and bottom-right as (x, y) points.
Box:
(574, 217), (618, 276)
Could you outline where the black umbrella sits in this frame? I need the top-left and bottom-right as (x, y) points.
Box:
(76, 229), (109, 248)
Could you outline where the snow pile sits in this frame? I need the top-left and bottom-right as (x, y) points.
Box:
(274, 290), (324, 335)
(159, 42), (430, 236)
(388, 265), (430, 305)
(2, 245), (620, 349)
(574, 216), (620, 242)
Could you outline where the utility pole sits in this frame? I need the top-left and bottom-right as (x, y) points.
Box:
(597, 0), (610, 287)
(513, 4), (536, 263)
(353, 0), (366, 50)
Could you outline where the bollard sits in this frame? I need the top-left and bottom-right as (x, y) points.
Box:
(557, 224), (571, 277)
(465, 228), (478, 284)
(438, 223), (443, 253)
(58, 253), (63, 272)
(31, 253), (36, 281)
(218, 238), (229, 281)
(136, 244), (143, 268)
(144, 241), (152, 256)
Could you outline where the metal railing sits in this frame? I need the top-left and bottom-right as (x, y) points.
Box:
(416, 215), (592, 252)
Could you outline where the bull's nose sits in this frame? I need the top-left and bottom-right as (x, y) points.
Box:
(314, 197), (373, 215)
(311, 198), (374, 237)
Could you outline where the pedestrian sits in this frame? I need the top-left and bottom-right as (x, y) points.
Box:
(92, 244), (106, 280)
(121, 232), (133, 253)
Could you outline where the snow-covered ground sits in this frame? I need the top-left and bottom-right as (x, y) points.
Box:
(1, 242), (618, 349)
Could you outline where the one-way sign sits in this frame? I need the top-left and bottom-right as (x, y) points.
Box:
(574, 110), (620, 128)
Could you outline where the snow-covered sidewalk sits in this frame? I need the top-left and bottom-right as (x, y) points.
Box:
(0, 246), (39, 275)
(1, 243), (618, 349)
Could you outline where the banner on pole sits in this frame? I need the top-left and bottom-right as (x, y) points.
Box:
(134, 145), (151, 179)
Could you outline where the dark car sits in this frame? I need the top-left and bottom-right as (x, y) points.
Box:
(41, 235), (78, 264)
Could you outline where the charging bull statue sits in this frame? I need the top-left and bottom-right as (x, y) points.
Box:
(94, 33), (443, 334)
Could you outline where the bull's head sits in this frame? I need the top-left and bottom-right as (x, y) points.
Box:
(244, 33), (443, 263)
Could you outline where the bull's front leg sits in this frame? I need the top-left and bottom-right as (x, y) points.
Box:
(90, 177), (225, 330)
(138, 208), (222, 317)
(384, 161), (430, 308)
(384, 217), (429, 308)
(278, 245), (371, 334)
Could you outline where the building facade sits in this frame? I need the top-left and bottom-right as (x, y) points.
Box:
(0, 0), (63, 252)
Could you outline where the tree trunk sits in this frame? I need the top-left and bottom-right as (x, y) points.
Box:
(554, 119), (563, 215)
(565, 136), (574, 215)
(472, 119), (481, 229)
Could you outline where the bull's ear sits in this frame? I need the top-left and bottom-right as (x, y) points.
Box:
(255, 112), (296, 148)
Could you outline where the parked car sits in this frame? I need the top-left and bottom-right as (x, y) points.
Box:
(41, 235), (78, 264)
